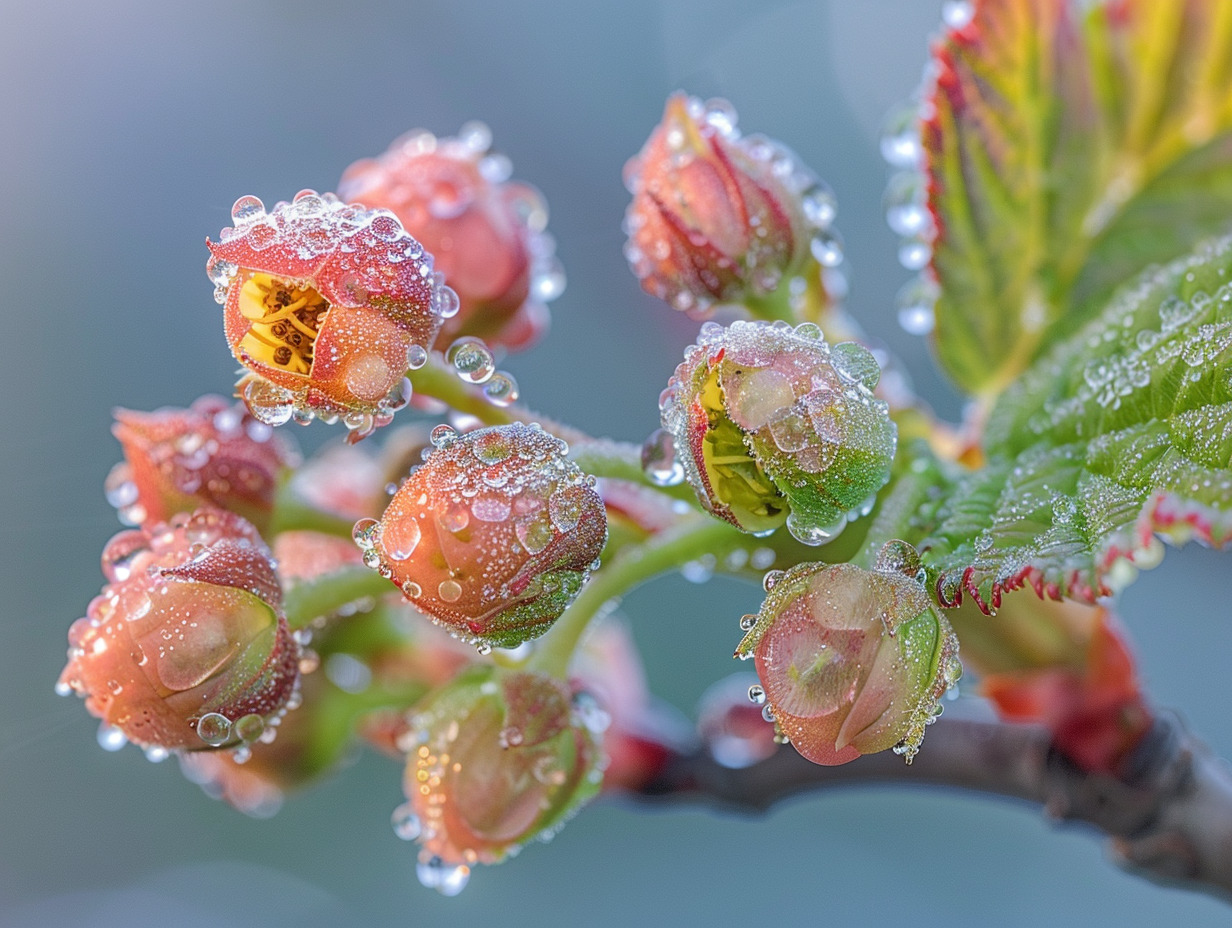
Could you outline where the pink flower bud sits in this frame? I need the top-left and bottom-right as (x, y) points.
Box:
(661, 320), (896, 545)
(58, 509), (300, 751)
(399, 666), (604, 869)
(355, 423), (607, 650)
(339, 124), (560, 352)
(105, 395), (298, 532)
(736, 561), (960, 765)
(207, 191), (454, 440)
(624, 93), (826, 315)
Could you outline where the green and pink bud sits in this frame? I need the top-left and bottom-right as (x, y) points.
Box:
(624, 93), (837, 315)
(354, 423), (607, 650)
(339, 123), (561, 352)
(661, 320), (896, 545)
(395, 666), (604, 888)
(57, 509), (300, 754)
(736, 559), (960, 765)
(105, 395), (298, 532)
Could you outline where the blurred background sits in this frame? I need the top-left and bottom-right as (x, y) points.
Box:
(3, 0), (1232, 924)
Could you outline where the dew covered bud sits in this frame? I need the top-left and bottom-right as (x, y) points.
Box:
(661, 320), (896, 545)
(105, 395), (298, 532)
(207, 191), (454, 440)
(399, 666), (604, 870)
(355, 423), (607, 650)
(735, 561), (960, 765)
(57, 509), (300, 752)
(624, 93), (828, 315)
(339, 124), (560, 352)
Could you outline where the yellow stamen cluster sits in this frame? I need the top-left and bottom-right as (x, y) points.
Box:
(237, 273), (330, 374)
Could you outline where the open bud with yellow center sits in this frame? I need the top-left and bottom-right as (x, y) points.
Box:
(736, 557), (960, 766)
(339, 123), (562, 352)
(395, 666), (604, 885)
(57, 509), (300, 753)
(624, 92), (838, 316)
(661, 320), (896, 545)
(105, 395), (299, 532)
(353, 423), (607, 651)
(207, 190), (457, 440)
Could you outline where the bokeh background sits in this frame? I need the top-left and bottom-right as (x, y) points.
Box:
(3, 0), (1232, 925)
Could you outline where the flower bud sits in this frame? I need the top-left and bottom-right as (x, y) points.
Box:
(735, 561), (960, 765)
(57, 509), (300, 752)
(398, 666), (604, 870)
(207, 191), (455, 439)
(624, 93), (831, 315)
(355, 423), (607, 650)
(105, 395), (298, 532)
(339, 124), (560, 352)
(660, 320), (896, 545)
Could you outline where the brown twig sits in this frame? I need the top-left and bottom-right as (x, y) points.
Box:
(632, 700), (1232, 902)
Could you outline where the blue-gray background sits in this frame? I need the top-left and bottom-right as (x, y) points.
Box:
(3, 1), (1231, 925)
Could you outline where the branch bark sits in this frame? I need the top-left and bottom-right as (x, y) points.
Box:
(632, 700), (1232, 902)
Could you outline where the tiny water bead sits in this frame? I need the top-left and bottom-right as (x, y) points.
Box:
(640, 427), (685, 487)
(392, 802), (423, 841)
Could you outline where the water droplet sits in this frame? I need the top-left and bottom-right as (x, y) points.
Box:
(391, 802), (422, 841)
(242, 379), (295, 427)
(571, 690), (612, 734)
(830, 342), (881, 391)
(406, 343), (429, 370)
(438, 579), (463, 602)
(880, 106), (922, 169)
(352, 517), (379, 550)
(197, 712), (233, 747)
(458, 120), (492, 152)
(234, 713), (266, 743)
(747, 684), (766, 704)
(231, 195), (266, 224)
(895, 277), (937, 335)
(739, 614), (757, 631)
(641, 428), (685, 486)
(761, 704), (776, 723)
(941, 0), (974, 28)
(874, 539), (925, 583)
(801, 184), (837, 229)
(532, 258), (567, 302)
(898, 237), (931, 271)
(97, 724), (127, 752)
(430, 424), (458, 448)
(434, 285), (460, 319)
(417, 857), (470, 896)
(143, 745), (170, 763)
(786, 510), (845, 546)
(483, 371), (519, 406)
(447, 337), (496, 384)
(681, 555), (715, 584)
(763, 569), (785, 591)
(382, 517), (422, 560)
(810, 230), (844, 268)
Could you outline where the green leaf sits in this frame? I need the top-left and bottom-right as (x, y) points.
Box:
(897, 238), (1232, 612)
(924, 0), (1232, 394)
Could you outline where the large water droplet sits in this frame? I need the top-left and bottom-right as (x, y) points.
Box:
(382, 517), (422, 560)
(197, 712), (233, 747)
(406, 343), (429, 370)
(447, 337), (496, 384)
(830, 342), (880, 391)
(97, 723), (127, 752)
(417, 857), (470, 896)
(231, 195), (266, 224)
(391, 802), (422, 841)
(786, 510), (845, 546)
(640, 428), (685, 486)
(482, 372), (519, 407)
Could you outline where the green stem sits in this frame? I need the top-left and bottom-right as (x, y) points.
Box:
(268, 480), (358, 539)
(530, 518), (744, 677)
(283, 566), (395, 629)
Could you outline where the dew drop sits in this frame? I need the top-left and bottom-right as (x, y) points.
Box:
(830, 341), (881, 391)
(197, 712), (233, 747)
(97, 724), (127, 752)
(234, 713), (266, 743)
(739, 613), (757, 631)
(352, 518), (380, 550)
(231, 195), (266, 224)
(382, 518), (422, 561)
(801, 184), (837, 229)
(640, 428), (685, 486)
(874, 539), (924, 583)
(434, 285), (460, 319)
(880, 106), (922, 169)
(898, 237), (931, 271)
(438, 579), (463, 602)
(417, 857), (470, 896)
(406, 343), (429, 371)
(810, 230), (844, 268)
(748, 684), (766, 704)
(786, 510), (845, 546)
(430, 424), (458, 448)
(941, 0), (974, 28)
(482, 372), (519, 406)
(532, 258), (567, 302)
(144, 745), (170, 763)
(391, 802), (422, 841)
(447, 337), (496, 384)
(763, 569), (785, 591)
